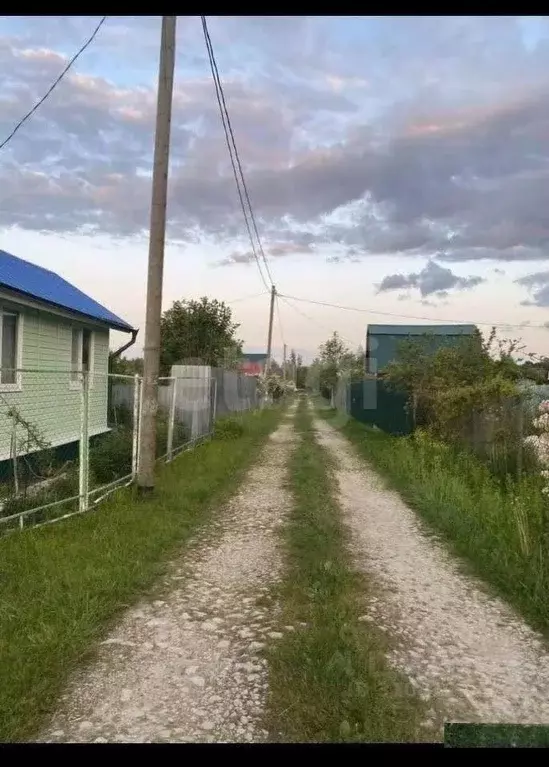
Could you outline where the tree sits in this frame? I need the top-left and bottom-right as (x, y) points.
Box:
(109, 355), (143, 376)
(160, 297), (243, 375)
(316, 332), (365, 396)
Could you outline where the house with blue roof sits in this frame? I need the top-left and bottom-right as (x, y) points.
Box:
(0, 248), (136, 462)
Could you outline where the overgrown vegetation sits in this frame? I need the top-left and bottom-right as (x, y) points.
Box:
(383, 327), (539, 481)
(0, 405), (282, 742)
(307, 331), (365, 398)
(266, 398), (425, 742)
(331, 413), (549, 634)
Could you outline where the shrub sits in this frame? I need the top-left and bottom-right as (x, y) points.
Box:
(90, 427), (133, 485)
(215, 417), (245, 440)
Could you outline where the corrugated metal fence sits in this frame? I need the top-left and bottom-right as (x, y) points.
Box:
(335, 376), (413, 436)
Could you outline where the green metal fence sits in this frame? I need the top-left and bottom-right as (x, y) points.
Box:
(349, 379), (413, 436)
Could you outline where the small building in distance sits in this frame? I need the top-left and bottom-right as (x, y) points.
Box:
(365, 323), (478, 376)
(239, 352), (268, 377)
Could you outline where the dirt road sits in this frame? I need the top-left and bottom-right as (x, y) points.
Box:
(39, 407), (297, 744)
(315, 414), (549, 734)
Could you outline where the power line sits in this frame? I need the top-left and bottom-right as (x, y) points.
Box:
(279, 292), (547, 332)
(226, 291), (268, 304)
(201, 16), (275, 290)
(279, 295), (359, 348)
(0, 17), (107, 151)
(201, 18), (268, 291)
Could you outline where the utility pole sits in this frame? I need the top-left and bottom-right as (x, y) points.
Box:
(265, 284), (276, 374)
(137, 16), (177, 493)
(283, 343), (287, 383)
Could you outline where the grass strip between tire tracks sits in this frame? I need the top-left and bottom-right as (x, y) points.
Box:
(266, 397), (425, 742)
(0, 407), (283, 742)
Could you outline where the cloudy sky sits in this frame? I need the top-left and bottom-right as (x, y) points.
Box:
(2, 15), (549, 362)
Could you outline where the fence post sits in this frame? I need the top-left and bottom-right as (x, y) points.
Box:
(212, 376), (218, 432)
(167, 377), (177, 462)
(132, 374), (141, 478)
(79, 370), (90, 513)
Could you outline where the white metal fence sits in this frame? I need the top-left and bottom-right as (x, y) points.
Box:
(0, 365), (259, 535)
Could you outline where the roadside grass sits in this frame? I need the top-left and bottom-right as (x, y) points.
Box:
(0, 406), (282, 743)
(318, 406), (549, 635)
(266, 397), (425, 742)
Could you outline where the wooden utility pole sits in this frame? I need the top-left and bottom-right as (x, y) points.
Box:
(265, 284), (276, 374)
(137, 16), (177, 492)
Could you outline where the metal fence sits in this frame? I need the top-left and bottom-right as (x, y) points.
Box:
(0, 365), (259, 535)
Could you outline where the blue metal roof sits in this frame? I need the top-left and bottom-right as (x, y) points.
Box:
(0, 249), (134, 332)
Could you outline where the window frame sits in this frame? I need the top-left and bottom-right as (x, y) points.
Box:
(0, 307), (23, 392)
(69, 327), (94, 390)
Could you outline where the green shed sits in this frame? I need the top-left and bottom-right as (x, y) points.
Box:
(365, 323), (478, 375)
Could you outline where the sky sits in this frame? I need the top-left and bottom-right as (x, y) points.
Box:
(2, 15), (549, 363)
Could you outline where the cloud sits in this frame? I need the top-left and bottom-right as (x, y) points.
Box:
(376, 260), (484, 297)
(516, 270), (549, 306)
(215, 240), (313, 267)
(2, 15), (549, 270)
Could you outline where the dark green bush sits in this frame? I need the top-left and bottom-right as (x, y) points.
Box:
(90, 427), (133, 485)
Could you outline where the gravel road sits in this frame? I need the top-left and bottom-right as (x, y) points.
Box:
(314, 415), (549, 735)
(38, 410), (296, 743)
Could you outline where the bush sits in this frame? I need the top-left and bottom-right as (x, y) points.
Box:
(215, 417), (245, 440)
(90, 427), (133, 485)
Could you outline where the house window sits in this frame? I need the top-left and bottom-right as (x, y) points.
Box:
(0, 310), (20, 386)
(70, 328), (94, 385)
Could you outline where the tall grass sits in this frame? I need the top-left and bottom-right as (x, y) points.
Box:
(326, 413), (549, 634)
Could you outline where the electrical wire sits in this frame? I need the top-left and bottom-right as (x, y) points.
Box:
(201, 16), (275, 290)
(279, 292), (546, 332)
(0, 16), (107, 151)
(225, 291), (268, 304)
(279, 295), (359, 348)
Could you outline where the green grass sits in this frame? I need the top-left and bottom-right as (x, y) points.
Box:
(0, 406), (282, 743)
(319, 406), (549, 635)
(266, 397), (425, 742)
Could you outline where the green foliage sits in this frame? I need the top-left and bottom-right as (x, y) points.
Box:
(90, 414), (188, 485)
(1, 470), (79, 521)
(90, 428), (133, 485)
(307, 333), (364, 395)
(214, 417), (245, 440)
(160, 296), (243, 376)
(382, 327), (532, 477)
(109, 355), (143, 376)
